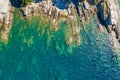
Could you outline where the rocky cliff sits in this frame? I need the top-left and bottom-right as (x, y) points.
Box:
(0, 0), (14, 41)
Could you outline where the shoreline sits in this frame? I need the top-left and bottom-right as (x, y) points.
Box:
(0, 0), (14, 41)
(0, 0), (120, 61)
(21, 0), (81, 46)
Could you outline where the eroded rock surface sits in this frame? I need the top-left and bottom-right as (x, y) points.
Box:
(0, 0), (14, 40)
(21, 0), (81, 46)
(85, 0), (120, 63)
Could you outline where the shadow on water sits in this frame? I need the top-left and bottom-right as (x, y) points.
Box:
(53, 0), (81, 9)
(10, 0), (81, 9)
(96, 3), (106, 26)
(10, 0), (22, 8)
(10, 0), (41, 8)
(35, 0), (41, 3)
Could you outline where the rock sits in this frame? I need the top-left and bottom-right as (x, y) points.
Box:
(97, 23), (104, 32)
(22, 1), (70, 19)
(66, 36), (73, 45)
(0, 0), (14, 40)
(69, 37), (73, 44)
(59, 9), (68, 18)
(83, 0), (90, 10)
(97, 0), (120, 26)
(109, 0), (119, 26)
(107, 25), (113, 33)
(97, 1), (109, 22)
(76, 36), (81, 46)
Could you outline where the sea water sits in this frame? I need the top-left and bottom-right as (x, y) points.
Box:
(0, 8), (120, 80)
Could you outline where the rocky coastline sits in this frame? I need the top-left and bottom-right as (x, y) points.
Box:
(21, 0), (81, 46)
(20, 0), (120, 63)
(0, 0), (14, 41)
(21, 0), (120, 45)
(0, 0), (120, 61)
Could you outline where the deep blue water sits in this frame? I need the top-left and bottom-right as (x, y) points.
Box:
(53, 0), (80, 9)
(0, 8), (120, 80)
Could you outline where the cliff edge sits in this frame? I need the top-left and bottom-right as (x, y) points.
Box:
(0, 0), (14, 41)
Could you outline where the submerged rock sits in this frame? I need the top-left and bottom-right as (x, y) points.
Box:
(21, 0), (81, 46)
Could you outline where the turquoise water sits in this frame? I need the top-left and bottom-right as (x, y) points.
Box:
(0, 9), (120, 80)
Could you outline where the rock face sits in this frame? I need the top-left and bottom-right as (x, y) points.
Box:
(77, 0), (120, 45)
(80, 0), (120, 63)
(0, 0), (14, 40)
(88, 0), (120, 64)
(98, 0), (120, 52)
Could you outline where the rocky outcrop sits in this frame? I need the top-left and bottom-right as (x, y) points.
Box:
(20, 0), (120, 48)
(0, 0), (14, 41)
(89, 0), (120, 64)
(97, 0), (120, 55)
(78, 0), (120, 48)
(21, 0), (81, 46)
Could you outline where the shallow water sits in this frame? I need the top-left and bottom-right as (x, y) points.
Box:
(0, 9), (120, 80)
